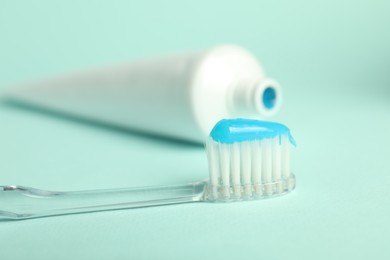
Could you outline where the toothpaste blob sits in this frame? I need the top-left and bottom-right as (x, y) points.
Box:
(4, 45), (282, 143)
(205, 118), (295, 200)
(209, 118), (296, 145)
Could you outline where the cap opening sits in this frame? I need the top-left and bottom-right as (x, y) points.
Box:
(262, 87), (277, 110)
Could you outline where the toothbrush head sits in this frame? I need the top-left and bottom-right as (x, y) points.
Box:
(205, 118), (296, 201)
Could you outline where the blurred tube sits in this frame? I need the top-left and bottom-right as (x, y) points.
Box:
(4, 45), (282, 143)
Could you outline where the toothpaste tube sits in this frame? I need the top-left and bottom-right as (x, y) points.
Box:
(4, 45), (282, 143)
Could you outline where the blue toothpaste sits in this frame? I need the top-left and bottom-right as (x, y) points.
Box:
(209, 118), (296, 145)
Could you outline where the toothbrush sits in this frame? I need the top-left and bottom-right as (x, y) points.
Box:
(0, 119), (296, 220)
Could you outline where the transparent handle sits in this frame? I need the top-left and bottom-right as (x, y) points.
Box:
(0, 182), (206, 220)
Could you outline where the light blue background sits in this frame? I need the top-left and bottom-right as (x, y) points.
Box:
(1, 1), (390, 259)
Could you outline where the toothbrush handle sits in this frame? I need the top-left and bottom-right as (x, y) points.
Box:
(0, 182), (206, 220)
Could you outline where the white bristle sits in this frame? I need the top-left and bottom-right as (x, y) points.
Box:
(272, 137), (282, 193)
(281, 135), (290, 178)
(281, 135), (292, 190)
(241, 141), (252, 197)
(262, 138), (273, 195)
(206, 141), (220, 198)
(206, 134), (294, 201)
(251, 140), (262, 195)
(231, 142), (241, 197)
(219, 143), (231, 198)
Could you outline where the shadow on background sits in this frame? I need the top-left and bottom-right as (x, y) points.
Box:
(1, 98), (203, 148)
(383, 57), (390, 97)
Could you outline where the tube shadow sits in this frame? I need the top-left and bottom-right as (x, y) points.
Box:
(1, 98), (203, 148)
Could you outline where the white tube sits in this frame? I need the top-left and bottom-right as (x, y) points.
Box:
(4, 45), (282, 143)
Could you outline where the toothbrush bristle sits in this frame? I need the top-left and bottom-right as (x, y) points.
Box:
(205, 119), (295, 201)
